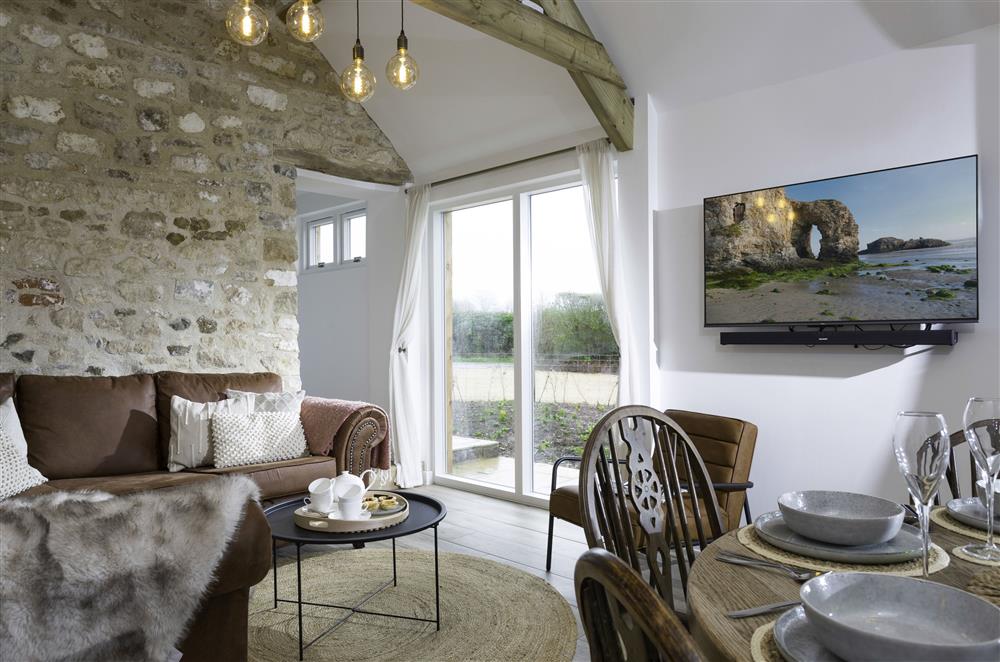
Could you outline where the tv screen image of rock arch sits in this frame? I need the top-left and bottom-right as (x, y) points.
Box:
(703, 156), (978, 326)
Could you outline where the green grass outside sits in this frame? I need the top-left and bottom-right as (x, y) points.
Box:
(454, 355), (514, 364)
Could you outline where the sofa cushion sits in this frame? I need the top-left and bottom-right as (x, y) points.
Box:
(188, 455), (336, 500)
(17, 374), (158, 479)
(168, 394), (254, 472)
(155, 372), (282, 465)
(46, 470), (217, 494)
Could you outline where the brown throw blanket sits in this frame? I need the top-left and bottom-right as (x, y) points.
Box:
(300, 396), (391, 469)
(0, 476), (259, 662)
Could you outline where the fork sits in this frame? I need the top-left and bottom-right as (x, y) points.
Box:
(715, 551), (825, 582)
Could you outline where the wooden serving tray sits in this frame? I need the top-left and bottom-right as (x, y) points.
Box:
(293, 491), (410, 533)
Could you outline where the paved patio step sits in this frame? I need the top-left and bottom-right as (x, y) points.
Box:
(452, 435), (500, 462)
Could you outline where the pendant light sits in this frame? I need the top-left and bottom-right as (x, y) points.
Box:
(286, 0), (325, 43)
(340, 0), (376, 103)
(386, 0), (419, 90)
(225, 0), (268, 47)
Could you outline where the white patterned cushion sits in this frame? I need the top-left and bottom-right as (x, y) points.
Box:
(225, 389), (305, 414)
(0, 425), (47, 500)
(0, 397), (29, 457)
(168, 395), (253, 472)
(211, 412), (308, 469)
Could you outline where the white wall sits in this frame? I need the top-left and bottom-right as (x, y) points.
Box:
(295, 171), (406, 406)
(298, 266), (370, 400)
(365, 192), (407, 410)
(653, 26), (999, 514)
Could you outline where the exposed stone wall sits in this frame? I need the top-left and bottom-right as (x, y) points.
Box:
(0, 0), (411, 386)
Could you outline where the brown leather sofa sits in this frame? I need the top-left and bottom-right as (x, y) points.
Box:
(1, 370), (390, 661)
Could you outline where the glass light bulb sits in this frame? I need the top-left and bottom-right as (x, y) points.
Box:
(286, 0), (324, 43)
(387, 48), (419, 90)
(340, 58), (376, 103)
(226, 0), (268, 47)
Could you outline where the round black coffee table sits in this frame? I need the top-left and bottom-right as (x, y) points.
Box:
(264, 492), (447, 660)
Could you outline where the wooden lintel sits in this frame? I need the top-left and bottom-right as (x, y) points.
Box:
(538, 0), (633, 151)
(411, 0), (627, 89)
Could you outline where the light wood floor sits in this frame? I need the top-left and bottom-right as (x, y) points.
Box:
(277, 484), (591, 661)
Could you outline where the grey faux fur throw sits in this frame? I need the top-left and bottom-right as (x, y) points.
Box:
(0, 476), (260, 662)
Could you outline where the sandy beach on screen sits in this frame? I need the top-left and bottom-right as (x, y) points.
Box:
(706, 268), (977, 325)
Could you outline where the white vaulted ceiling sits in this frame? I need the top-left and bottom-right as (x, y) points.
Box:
(312, 1), (601, 183)
(310, 1), (999, 182)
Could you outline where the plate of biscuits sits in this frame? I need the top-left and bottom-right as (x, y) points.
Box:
(363, 491), (408, 517)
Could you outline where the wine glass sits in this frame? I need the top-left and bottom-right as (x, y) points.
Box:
(961, 397), (1000, 562)
(893, 411), (950, 577)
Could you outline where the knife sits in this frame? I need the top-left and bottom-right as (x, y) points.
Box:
(726, 600), (801, 619)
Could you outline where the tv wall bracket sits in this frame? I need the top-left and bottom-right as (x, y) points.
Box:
(719, 324), (958, 348)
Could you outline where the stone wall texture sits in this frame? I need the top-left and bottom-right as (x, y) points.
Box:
(0, 0), (411, 387)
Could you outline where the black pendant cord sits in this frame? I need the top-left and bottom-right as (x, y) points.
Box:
(397, 0), (407, 47)
(353, 0), (362, 56)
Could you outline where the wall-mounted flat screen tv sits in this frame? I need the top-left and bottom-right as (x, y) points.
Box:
(703, 155), (979, 327)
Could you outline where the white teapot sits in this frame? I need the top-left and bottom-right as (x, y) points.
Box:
(331, 469), (376, 501)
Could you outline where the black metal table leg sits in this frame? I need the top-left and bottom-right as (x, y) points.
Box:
(392, 537), (397, 587)
(296, 543), (303, 661)
(272, 538), (278, 609)
(434, 525), (440, 631)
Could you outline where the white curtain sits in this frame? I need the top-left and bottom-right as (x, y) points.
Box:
(389, 184), (431, 487)
(577, 139), (637, 405)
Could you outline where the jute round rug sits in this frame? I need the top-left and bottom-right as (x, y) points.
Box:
(248, 549), (578, 661)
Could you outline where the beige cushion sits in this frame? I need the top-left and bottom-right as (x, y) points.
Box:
(226, 389), (305, 414)
(168, 394), (253, 472)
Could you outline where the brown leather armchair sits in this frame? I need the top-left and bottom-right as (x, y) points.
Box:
(545, 408), (758, 571)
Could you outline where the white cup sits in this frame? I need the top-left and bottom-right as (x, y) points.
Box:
(304, 477), (335, 513)
(338, 495), (365, 520)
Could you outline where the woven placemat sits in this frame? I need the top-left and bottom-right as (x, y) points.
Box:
(951, 545), (1000, 567)
(967, 567), (1000, 606)
(737, 525), (950, 576)
(750, 621), (785, 662)
(931, 506), (989, 542)
(750, 621), (782, 662)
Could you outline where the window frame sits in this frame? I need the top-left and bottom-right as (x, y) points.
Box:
(341, 209), (368, 264)
(429, 169), (599, 508)
(299, 203), (367, 273)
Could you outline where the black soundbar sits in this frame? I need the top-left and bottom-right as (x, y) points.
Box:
(719, 329), (958, 346)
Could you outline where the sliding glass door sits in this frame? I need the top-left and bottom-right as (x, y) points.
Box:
(443, 200), (515, 489)
(529, 187), (618, 495)
(435, 180), (619, 504)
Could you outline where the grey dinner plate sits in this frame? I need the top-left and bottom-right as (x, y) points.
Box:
(755, 511), (922, 564)
(773, 606), (843, 662)
(371, 501), (406, 516)
(800, 573), (1000, 662)
(947, 497), (1000, 532)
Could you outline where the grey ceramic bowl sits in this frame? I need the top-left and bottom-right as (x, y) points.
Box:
(977, 480), (1000, 513)
(800, 573), (1000, 662)
(777, 491), (903, 546)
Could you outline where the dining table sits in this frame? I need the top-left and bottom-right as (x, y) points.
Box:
(687, 522), (990, 662)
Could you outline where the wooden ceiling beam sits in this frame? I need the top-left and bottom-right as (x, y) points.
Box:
(536, 0), (633, 151)
(411, 0), (626, 89)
